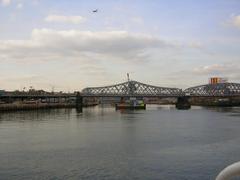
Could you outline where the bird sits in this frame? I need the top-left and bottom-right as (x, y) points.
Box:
(92, 9), (98, 13)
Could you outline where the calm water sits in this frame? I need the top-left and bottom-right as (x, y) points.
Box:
(0, 105), (240, 180)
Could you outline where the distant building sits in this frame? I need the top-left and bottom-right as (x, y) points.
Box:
(209, 77), (228, 84)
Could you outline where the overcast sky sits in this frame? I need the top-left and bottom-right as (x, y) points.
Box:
(0, 0), (240, 92)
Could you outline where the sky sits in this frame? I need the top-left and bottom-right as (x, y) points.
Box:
(0, 0), (240, 92)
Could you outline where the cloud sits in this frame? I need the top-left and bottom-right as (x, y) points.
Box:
(1, 0), (11, 6)
(193, 63), (240, 80)
(188, 41), (202, 49)
(1, 75), (45, 82)
(45, 15), (86, 24)
(164, 62), (240, 88)
(16, 3), (23, 9)
(0, 28), (209, 90)
(131, 17), (144, 25)
(0, 28), (174, 63)
(193, 64), (225, 74)
(230, 15), (240, 29)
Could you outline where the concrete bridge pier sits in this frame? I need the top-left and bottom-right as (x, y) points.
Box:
(76, 92), (83, 113)
(176, 96), (191, 110)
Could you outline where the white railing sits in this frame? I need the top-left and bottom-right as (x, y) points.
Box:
(216, 162), (240, 180)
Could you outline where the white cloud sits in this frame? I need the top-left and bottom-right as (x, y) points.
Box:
(0, 29), (180, 90)
(45, 15), (86, 24)
(1, 0), (11, 6)
(0, 28), (173, 63)
(165, 62), (240, 88)
(188, 41), (202, 49)
(131, 17), (144, 25)
(230, 15), (240, 29)
(0, 28), (216, 90)
(193, 63), (240, 80)
(193, 64), (225, 74)
(16, 3), (23, 9)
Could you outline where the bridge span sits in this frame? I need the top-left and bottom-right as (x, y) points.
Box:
(82, 80), (182, 97)
(81, 80), (240, 109)
(0, 80), (239, 111)
(81, 80), (240, 97)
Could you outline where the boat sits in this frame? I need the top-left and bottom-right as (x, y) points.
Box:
(115, 98), (146, 110)
(115, 74), (146, 110)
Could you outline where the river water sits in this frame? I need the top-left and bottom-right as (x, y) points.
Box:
(0, 105), (240, 180)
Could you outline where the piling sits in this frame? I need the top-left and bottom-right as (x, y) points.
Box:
(176, 96), (191, 110)
(76, 92), (83, 112)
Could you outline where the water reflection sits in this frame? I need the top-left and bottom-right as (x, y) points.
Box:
(203, 106), (240, 117)
(76, 107), (82, 113)
(0, 108), (74, 123)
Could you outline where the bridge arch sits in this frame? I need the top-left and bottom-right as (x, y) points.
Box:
(184, 83), (240, 96)
(82, 80), (183, 97)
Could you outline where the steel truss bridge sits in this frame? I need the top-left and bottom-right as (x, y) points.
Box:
(81, 80), (240, 97)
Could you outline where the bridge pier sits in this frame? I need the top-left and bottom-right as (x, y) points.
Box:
(76, 92), (83, 112)
(176, 96), (191, 110)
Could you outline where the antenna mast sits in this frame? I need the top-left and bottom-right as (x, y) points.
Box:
(127, 73), (130, 82)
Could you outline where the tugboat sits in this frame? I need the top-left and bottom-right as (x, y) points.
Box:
(115, 73), (146, 110)
(115, 97), (146, 110)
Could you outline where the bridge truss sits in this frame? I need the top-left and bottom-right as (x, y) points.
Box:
(184, 83), (240, 97)
(82, 80), (182, 97)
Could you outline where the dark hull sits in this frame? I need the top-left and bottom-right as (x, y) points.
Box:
(115, 104), (146, 110)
